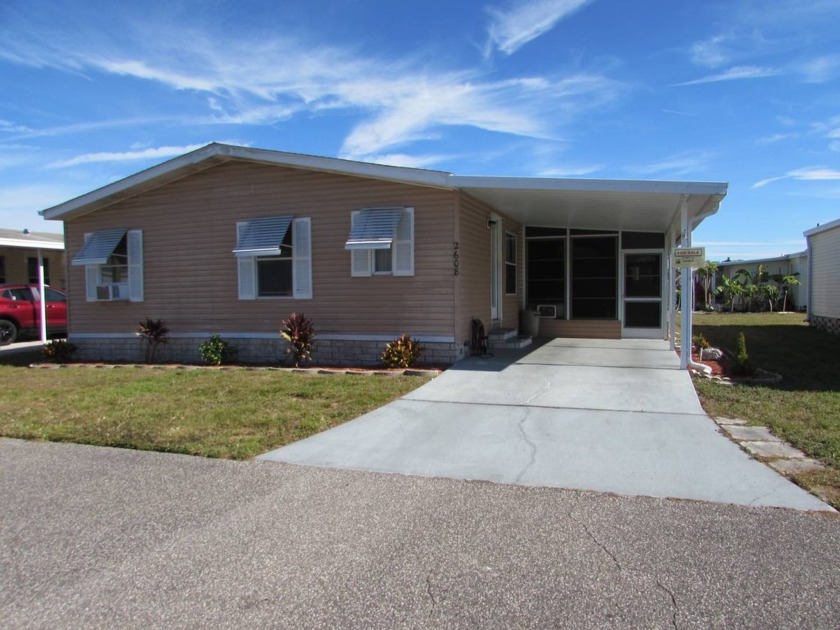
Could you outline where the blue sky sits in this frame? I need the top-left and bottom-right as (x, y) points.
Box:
(1, 0), (839, 261)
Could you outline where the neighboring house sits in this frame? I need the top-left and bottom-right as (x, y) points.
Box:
(805, 218), (840, 334)
(40, 143), (727, 365)
(0, 228), (65, 288)
(716, 251), (809, 311)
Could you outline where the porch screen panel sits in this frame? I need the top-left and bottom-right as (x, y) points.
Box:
(526, 237), (565, 318)
(571, 236), (617, 319)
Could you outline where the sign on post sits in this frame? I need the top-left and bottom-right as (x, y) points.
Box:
(673, 247), (706, 268)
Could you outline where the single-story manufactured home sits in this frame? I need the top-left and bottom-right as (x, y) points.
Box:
(716, 250), (809, 311)
(805, 218), (840, 334)
(40, 143), (727, 365)
(0, 228), (65, 288)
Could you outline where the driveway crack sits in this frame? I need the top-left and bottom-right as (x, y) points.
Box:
(571, 498), (680, 629)
(513, 408), (537, 483)
(425, 569), (438, 618)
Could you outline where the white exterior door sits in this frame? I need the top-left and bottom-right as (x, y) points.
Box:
(622, 251), (665, 338)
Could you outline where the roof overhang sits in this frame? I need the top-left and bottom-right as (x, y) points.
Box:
(40, 142), (727, 234)
(804, 217), (840, 238)
(452, 176), (727, 234)
(0, 234), (64, 251)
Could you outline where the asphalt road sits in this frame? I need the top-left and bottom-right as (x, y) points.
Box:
(2, 438), (839, 629)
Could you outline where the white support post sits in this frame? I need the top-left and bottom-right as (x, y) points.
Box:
(37, 248), (47, 344)
(679, 197), (691, 370)
(668, 225), (677, 350)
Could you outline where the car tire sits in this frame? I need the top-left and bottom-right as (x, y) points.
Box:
(0, 319), (18, 346)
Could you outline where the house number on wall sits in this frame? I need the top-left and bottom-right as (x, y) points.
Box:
(453, 241), (460, 276)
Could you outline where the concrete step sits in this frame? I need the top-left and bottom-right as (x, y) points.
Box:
(487, 328), (518, 342)
(488, 335), (533, 350)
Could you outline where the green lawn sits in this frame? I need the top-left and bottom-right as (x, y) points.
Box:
(0, 365), (431, 459)
(689, 312), (840, 508)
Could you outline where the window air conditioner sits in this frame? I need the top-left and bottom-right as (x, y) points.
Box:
(96, 283), (129, 301)
(536, 304), (557, 318)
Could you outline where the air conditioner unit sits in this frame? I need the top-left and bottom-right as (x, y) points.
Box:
(96, 283), (129, 301)
(536, 304), (557, 318)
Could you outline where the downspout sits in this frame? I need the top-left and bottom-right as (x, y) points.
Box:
(679, 195), (712, 375)
(38, 248), (47, 344)
(806, 233), (813, 323)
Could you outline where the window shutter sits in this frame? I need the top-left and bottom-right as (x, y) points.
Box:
(127, 230), (144, 302)
(292, 218), (312, 299)
(236, 222), (257, 300)
(350, 211), (372, 277)
(83, 233), (98, 302)
(393, 207), (414, 276)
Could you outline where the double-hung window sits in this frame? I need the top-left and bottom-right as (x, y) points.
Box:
(345, 207), (414, 277)
(71, 228), (143, 302)
(234, 216), (312, 300)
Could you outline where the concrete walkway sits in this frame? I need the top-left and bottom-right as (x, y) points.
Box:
(260, 338), (831, 511)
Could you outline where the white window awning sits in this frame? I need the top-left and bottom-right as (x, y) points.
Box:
(345, 208), (404, 250)
(71, 228), (127, 266)
(234, 216), (293, 257)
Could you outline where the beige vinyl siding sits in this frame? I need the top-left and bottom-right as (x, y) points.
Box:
(454, 193), (523, 345)
(0, 247), (66, 289)
(810, 225), (840, 318)
(65, 160), (457, 337)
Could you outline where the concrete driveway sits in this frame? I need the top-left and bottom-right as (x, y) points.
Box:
(260, 338), (830, 511)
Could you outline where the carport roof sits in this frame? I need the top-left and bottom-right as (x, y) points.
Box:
(40, 143), (727, 233)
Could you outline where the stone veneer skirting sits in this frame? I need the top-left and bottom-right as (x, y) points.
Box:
(69, 336), (465, 367)
(810, 314), (840, 335)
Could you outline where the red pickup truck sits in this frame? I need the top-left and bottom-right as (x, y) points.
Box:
(0, 284), (68, 345)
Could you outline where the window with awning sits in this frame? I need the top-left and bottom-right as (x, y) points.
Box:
(71, 228), (127, 266)
(347, 207), (414, 277)
(233, 216), (293, 257)
(235, 216), (312, 300)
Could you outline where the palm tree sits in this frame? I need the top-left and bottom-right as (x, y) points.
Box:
(779, 274), (800, 312)
(697, 261), (719, 310)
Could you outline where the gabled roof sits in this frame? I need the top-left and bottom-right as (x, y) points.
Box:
(0, 228), (64, 251)
(40, 143), (727, 233)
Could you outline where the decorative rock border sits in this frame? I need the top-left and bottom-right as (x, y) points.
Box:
(28, 362), (441, 377)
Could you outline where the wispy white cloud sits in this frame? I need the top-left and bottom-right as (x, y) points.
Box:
(0, 9), (623, 163)
(755, 133), (799, 145)
(0, 184), (83, 231)
(538, 164), (603, 177)
(46, 143), (208, 169)
(798, 54), (840, 83)
(631, 151), (716, 177)
(676, 65), (781, 87)
(752, 166), (840, 188)
(485, 0), (595, 56)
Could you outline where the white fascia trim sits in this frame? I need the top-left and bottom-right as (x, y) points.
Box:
(70, 332), (456, 343)
(0, 237), (64, 250)
(41, 143), (454, 221)
(804, 217), (840, 237)
(717, 251), (809, 266)
(451, 175), (729, 197)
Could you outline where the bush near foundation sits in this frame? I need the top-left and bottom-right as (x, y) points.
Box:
(382, 334), (424, 369)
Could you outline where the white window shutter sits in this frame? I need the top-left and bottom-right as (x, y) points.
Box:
(393, 207), (414, 276)
(127, 230), (144, 302)
(82, 233), (98, 302)
(350, 211), (372, 277)
(292, 217), (312, 299)
(236, 222), (257, 300)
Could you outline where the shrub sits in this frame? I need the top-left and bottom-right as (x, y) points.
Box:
(137, 318), (170, 364)
(731, 331), (756, 376)
(692, 333), (710, 357)
(42, 339), (77, 362)
(280, 312), (316, 367)
(199, 334), (237, 366)
(382, 334), (424, 369)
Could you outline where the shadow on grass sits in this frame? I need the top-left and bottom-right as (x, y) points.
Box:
(693, 323), (840, 393)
